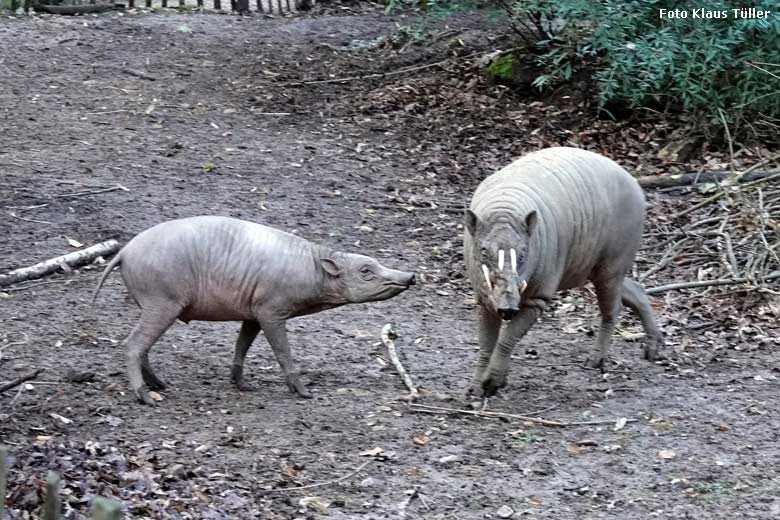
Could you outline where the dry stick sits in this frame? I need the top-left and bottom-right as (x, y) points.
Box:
(0, 240), (120, 288)
(636, 170), (778, 188)
(260, 460), (371, 494)
(718, 108), (736, 173)
(52, 185), (128, 199)
(381, 324), (419, 401)
(639, 237), (689, 282)
(409, 403), (634, 427)
(646, 271), (780, 295)
(0, 369), (44, 394)
(674, 155), (780, 219)
(1, 280), (65, 293)
(4, 210), (52, 225)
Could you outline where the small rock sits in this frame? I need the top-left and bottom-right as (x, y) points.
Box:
(496, 505), (514, 518)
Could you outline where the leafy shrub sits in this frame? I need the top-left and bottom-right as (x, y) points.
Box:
(386, 0), (780, 138)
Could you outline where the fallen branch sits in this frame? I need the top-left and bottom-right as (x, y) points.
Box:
(260, 460), (371, 494)
(279, 48), (519, 87)
(0, 240), (120, 288)
(646, 271), (780, 295)
(0, 368), (44, 394)
(409, 403), (635, 428)
(674, 154), (780, 219)
(381, 324), (419, 401)
(637, 168), (780, 189)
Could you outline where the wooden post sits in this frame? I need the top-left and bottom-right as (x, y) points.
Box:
(128, 0), (135, 7)
(179, 0), (184, 8)
(214, 0), (221, 10)
(276, 0), (281, 13)
(44, 472), (60, 520)
(162, 0), (167, 7)
(236, 0), (248, 12)
(197, 0), (202, 8)
(0, 446), (8, 520)
(285, 0), (290, 11)
(92, 497), (122, 520)
(256, 0), (262, 12)
(10, 0), (17, 12)
(145, 0), (151, 7)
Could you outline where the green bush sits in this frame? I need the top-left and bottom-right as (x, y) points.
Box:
(386, 0), (780, 137)
(504, 0), (780, 134)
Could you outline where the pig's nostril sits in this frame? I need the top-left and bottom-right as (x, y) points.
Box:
(408, 274), (416, 286)
(498, 308), (518, 321)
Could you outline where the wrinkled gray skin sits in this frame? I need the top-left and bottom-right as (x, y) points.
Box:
(93, 216), (416, 405)
(464, 147), (663, 398)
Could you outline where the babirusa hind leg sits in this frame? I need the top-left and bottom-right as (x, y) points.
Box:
(231, 320), (261, 391)
(124, 303), (181, 405)
(621, 278), (663, 361)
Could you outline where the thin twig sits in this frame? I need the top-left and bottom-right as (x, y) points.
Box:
(381, 324), (419, 401)
(718, 108), (735, 173)
(646, 271), (780, 295)
(52, 185), (129, 199)
(409, 403), (635, 427)
(0, 280), (65, 293)
(4, 211), (52, 225)
(0, 368), (44, 394)
(260, 460), (371, 494)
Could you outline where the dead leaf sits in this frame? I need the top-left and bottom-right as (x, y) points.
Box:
(49, 413), (72, 425)
(614, 417), (627, 431)
(658, 449), (676, 459)
(148, 391), (164, 401)
(66, 237), (83, 248)
(359, 447), (384, 457)
(299, 496), (330, 513)
(413, 435), (429, 446)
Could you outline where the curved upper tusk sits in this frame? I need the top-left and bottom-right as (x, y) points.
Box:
(481, 264), (492, 292)
(498, 249), (505, 271)
(510, 248), (517, 273)
(519, 279), (527, 293)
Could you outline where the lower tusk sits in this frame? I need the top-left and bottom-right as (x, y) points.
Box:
(519, 279), (527, 293)
(481, 264), (492, 292)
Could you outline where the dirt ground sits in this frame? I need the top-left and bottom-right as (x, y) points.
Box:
(1, 6), (779, 520)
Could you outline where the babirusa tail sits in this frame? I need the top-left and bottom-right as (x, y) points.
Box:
(92, 251), (122, 305)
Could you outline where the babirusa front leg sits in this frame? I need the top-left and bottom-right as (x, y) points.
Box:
(481, 306), (542, 397)
(259, 318), (312, 398)
(468, 307), (502, 397)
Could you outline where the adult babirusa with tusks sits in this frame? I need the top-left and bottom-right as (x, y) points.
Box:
(92, 216), (416, 405)
(464, 147), (664, 398)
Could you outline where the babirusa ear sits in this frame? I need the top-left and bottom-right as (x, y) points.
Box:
(525, 210), (538, 235)
(464, 209), (479, 235)
(320, 258), (341, 277)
